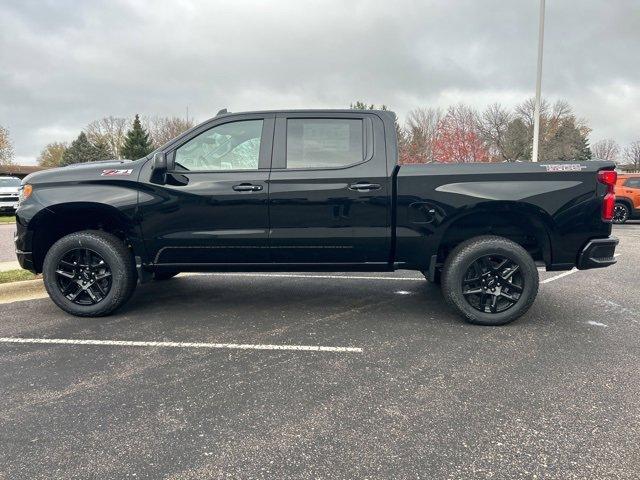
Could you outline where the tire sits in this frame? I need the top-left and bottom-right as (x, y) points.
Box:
(441, 235), (539, 326)
(613, 202), (630, 224)
(42, 230), (137, 317)
(154, 270), (179, 281)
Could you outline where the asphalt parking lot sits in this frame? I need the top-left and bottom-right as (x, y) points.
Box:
(1, 224), (639, 479)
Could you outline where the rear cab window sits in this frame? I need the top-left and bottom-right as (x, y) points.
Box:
(286, 118), (364, 169)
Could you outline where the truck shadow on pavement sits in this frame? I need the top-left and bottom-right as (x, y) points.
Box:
(117, 273), (536, 330)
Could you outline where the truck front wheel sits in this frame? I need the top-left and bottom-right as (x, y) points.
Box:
(441, 235), (539, 326)
(42, 230), (137, 317)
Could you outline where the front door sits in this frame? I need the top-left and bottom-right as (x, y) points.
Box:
(138, 115), (274, 266)
(267, 113), (391, 265)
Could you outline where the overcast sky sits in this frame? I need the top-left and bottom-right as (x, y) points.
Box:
(1, 0), (639, 164)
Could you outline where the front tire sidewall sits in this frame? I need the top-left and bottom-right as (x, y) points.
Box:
(43, 231), (134, 317)
(442, 238), (539, 326)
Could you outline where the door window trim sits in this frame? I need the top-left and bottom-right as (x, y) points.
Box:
(166, 115), (275, 174)
(271, 115), (374, 171)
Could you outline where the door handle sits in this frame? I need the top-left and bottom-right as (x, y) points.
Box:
(233, 184), (263, 192)
(348, 183), (381, 191)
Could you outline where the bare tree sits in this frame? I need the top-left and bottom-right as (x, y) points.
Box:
(85, 116), (129, 159)
(38, 142), (68, 168)
(515, 97), (550, 131)
(623, 141), (640, 171)
(144, 116), (195, 148)
(477, 103), (513, 161)
(402, 107), (442, 164)
(592, 139), (620, 162)
(0, 125), (15, 166)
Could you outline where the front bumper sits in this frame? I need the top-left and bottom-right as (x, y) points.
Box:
(14, 221), (36, 273)
(577, 237), (618, 270)
(0, 201), (18, 211)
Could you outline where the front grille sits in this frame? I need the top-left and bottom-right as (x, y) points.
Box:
(0, 195), (19, 201)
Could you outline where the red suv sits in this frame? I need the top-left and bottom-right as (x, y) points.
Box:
(614, 174), (640, 224)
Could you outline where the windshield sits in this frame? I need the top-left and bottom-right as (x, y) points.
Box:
(0, 177), (21, 188)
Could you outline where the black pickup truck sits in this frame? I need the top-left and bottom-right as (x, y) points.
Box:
(15, 109), (619, 325)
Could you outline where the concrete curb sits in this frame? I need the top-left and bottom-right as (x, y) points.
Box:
(0, 278), (47, 304)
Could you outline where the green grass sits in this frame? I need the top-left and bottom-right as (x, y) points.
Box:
(0, 269), (39, 284)
(0, 214), (16, 224)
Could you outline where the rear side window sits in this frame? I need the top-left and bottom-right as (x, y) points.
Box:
(286, 118), (364, 169)
(625, 178), (640, 188)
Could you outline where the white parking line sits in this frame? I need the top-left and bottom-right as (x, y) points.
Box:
(540, 269), (578, 284)
(0, 337), (362, 353)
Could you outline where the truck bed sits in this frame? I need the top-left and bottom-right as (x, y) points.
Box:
(394, 161), (614, 271)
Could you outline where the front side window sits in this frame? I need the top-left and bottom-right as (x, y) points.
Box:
(286, 118), (364, 169)
(625, 178), (640, 189)
(174, 120), (263, 171)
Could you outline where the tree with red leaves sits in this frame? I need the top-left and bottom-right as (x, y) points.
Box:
(432, 105), (490, 163)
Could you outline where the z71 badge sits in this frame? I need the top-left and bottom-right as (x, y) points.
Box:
(101, 169), (133, 176)
(541, 164), (587, 172)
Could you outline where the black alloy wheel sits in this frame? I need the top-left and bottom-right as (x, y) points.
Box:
(55, 248), (113, 305)
(461, 255), (524, 314)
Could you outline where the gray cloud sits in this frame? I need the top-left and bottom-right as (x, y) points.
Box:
(1, 0), (638, 163)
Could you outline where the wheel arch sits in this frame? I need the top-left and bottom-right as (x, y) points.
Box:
(615, 196), (633, 209)
(435, 203), (553, 267)
(28, 202), (142, 273)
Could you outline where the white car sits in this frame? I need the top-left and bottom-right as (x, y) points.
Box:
(0, 176), (21, 213)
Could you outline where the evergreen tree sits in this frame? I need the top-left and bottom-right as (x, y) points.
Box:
(121, 114), (153, 159)
(575, 136), (592, 161)
(503, 119), (531, 161)
(350, 101), (375, 110)
(61, 132), (112, 166)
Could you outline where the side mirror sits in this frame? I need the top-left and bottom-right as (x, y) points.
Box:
(152, 151), (167, 172)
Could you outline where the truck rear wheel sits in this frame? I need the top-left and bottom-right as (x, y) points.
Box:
(441, 235), (538, 326)
(42, 230), (137, 317)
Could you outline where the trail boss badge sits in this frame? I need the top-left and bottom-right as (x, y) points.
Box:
(541, 164), (587, 172)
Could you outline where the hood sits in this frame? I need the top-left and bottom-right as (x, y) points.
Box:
(23, 159), (139, 185)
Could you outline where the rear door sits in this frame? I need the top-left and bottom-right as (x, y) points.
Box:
(268, 112), (391, 265)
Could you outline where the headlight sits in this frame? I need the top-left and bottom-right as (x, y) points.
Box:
(18, 184), (33, 203)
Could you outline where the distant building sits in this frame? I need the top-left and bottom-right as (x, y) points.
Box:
(0, 165), (46, 179)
